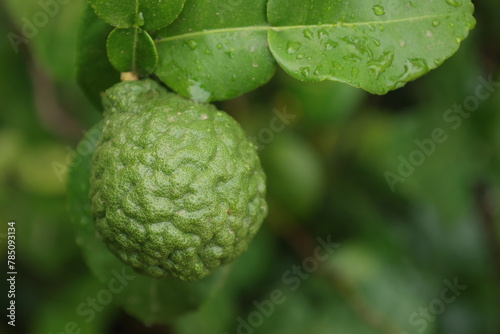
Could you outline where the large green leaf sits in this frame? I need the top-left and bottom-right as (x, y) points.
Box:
(267, 0), (476, 94)
(107, 27), (158, 76)
(89, 0), (186, 31)
(67, 123), (229, 325)
(77, 4), (121, 110)
(153, 0), (276, 102)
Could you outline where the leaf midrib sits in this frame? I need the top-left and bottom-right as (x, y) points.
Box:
(155, 13), (457, 44)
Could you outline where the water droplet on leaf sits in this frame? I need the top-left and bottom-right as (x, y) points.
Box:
(286, 41), (302, 54)
(136, 12), (145, 26)
(300, 66), (311, 78)
(303, 29), (314, 40)
(372, 5), (385, 16)
(187, 40), (198, 50)
(446, 0), (462, 7)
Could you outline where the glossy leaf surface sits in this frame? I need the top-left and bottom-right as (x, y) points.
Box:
(267, 0), (476, 94)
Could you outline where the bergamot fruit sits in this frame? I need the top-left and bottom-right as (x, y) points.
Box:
(89, 79), (267, 282)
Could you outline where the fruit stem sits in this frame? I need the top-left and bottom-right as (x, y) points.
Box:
(121, 72), (139, 82)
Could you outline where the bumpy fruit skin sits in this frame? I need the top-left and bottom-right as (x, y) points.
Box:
(89, 80), (267, 282)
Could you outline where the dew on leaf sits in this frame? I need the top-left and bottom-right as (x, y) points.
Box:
(317, 28), (329, 39)
(187, 40), (198, 50)
(303, 29), (314, 40)
(391, 58), (429, 86)
(351, 67), (359, 78)
(331, 61), (344, 70)
(343, 53), (362, 63)
(372, 5), (386, 16)
(225, 48), (235, 58)
(216, 43), (223, 49)
(296, 54), (305, 60)
(325, 39), (339, 50)
(368, 51), (394, 77)
(136, 12), (145, 26)
(446, 0), (462, 7)
(286, 41), (302, 54)
(432, 19), (441, 27)
(300, 66), (311, 78)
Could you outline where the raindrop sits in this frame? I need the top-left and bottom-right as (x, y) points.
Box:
(286, 41), (302, 54)
(303, 29), (314, 40)
(378, 25), (385, 31)
(331, 61), (344, 70)
(136, 12), (145, 26)
(225, 48), (235, 58)
(372, 5), (385, 16)
(204, 49), (213, 55)
(343, 54), (362, 63)
(296, 54), (305, 60)
(351, 67), (359, 78)
(368, 51), (394, 78)
(216, 43), (223, 49)
(445, 0), (462, 7)
(390, 58), (429, 86)
(432, 19), (441, 27)
(187, 40), (198, 50)
(317, 28), (329, 39)
(300, 66), (311, 78)
(325, 40), (338, 50)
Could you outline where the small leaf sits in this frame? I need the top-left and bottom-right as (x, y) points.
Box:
(77, 4), (120, 110)
(267, 0), (476, 94)
(107, 27), (158, 76)
(153, 0), (275, 102)
(89, 0), (186, 31)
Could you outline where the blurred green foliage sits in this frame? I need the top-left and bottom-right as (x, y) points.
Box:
(1, 1), (499, 334)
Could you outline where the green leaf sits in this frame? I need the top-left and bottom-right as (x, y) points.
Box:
(67, 122), (229, 325)
(267, 0), (476, 94)
(107, 27), (158, 76)
(153, 0), (276, 102)
(89, 0), (186, 31)
(77, 4), (121, 110)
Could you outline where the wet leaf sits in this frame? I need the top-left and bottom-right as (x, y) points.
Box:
(153, 0), (275, 102)
(267, 0), (476, 94)
(107, 27), (158, 76)
(89, 0), (186, 31)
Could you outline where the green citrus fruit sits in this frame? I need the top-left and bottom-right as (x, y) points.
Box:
(89, 79), (267, 282)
